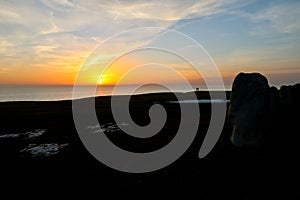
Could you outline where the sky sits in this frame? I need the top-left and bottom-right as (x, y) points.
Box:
(0, 0), (300, 89)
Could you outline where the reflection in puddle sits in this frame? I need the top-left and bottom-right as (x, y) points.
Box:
(20, 143), (68, 157)
(0, 133), (19, 139)
(0, 129), (46, 139)
(87, 123), (129, 134)
(168, 99), (230, 104)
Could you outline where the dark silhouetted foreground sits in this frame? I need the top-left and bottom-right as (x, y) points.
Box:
(0, 87), (299, 199)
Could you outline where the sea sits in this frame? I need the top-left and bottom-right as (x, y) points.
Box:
(0, 85), (230, 102)
(0, 85), (186, 102)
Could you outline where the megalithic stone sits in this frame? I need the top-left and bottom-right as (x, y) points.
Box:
(228, 72), (270, 146)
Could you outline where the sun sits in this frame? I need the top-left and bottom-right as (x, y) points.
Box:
(96, 74), (116, 86)
(97, 78), (103, 85)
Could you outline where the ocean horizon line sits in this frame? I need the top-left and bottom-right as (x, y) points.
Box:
(0, 84), (230, 103)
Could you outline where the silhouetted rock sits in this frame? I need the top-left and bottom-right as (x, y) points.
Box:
(228, 72), (270, 146)
(270, 86), (280, 110)
(280, 83), (300, 108)
(229, 73), (300, 148)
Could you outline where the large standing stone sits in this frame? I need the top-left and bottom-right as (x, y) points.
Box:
(278, 83), (300, 142)
(228, 72), (270, 146)
(280, 83), (300, 107)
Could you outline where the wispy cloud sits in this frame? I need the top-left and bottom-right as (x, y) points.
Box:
(94, 0), (238, 21)
(251, 1), (300, 33)
(0, 0), (299, 85)
(0, 40), (15, 57)
(0, 8), (20, 19)
(33, 45), (60, 54)
(0, 68), (8, 73)
(40, 0), (84, 12)
(0, 41), (13, 51)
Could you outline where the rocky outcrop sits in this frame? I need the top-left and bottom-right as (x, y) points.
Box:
(280, 83), (300, 107)
(229, 73), (300, 147)
(228, 72), (270, 146)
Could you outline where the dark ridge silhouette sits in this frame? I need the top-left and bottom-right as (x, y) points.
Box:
(0, 76), (299, 198)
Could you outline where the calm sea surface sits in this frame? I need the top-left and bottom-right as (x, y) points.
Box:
(0, 85), (230, 102)
(0, 85), (177, 102)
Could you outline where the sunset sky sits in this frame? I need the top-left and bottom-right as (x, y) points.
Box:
(1, 0), (300, 88)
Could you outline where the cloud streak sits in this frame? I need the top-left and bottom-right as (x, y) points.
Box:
(252, 1), (300, 33)
(0, 0), (299, 86)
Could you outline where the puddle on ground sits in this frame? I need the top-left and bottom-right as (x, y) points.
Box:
(87, 123), (129, 134)
(168, 99), (230, 104)
(0, 133), (19, 139)
(0, 129), (46, 139)
(20, 143), (68, 157)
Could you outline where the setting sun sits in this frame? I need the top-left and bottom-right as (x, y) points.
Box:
(97, 78), (103, 85)
(0, 1), (299, 195)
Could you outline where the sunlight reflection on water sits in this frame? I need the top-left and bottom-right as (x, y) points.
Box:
(168, 99), (230, 103)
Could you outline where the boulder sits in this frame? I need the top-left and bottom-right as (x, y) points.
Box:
(280, 85), (292, 105)
(280, 83), (300, 107)
(270, 86), (280, 111)
(229, 73), (300, 148)
(228, 72), (270, 146)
